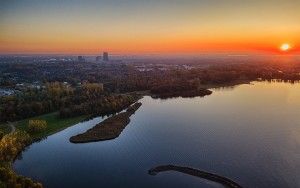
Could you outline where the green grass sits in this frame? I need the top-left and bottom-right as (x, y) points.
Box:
(15, 112), (88, 140)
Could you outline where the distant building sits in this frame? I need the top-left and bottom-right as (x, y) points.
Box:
(96, 56), (102, 62)
(0, 88), (15, 96)
(103, 52), (109, 61)
(78, 56), (85, 62)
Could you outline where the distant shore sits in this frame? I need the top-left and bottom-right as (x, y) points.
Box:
(151, 88), (212, 99)
(200, 79), (251, 90)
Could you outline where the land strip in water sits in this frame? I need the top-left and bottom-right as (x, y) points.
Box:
(70, 102), (142, 143)
(149, 165), (243, 188)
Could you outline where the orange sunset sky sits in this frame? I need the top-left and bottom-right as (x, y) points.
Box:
(0, 0), (299, 54)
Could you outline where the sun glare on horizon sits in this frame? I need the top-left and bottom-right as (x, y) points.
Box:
(280, 43), (291, 52)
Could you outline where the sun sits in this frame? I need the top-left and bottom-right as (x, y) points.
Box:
(280, 43), (291, 51)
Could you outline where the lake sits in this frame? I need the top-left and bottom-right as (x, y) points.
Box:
(14, 81), (300, 188)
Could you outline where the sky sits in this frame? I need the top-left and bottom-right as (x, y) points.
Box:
(0, 0), (300, 54)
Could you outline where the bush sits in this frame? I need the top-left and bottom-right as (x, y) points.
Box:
(28, 120), (47, 133)
(0, 131), (32, 161)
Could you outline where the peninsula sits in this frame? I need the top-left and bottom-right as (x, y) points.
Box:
(69, 102), (142, 143)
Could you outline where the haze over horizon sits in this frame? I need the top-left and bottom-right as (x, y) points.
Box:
(1, 0), (300, 54)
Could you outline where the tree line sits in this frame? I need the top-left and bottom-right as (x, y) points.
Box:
(0, 82), (107, 122)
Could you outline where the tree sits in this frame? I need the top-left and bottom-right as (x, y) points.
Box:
(28, 120), (47, 133)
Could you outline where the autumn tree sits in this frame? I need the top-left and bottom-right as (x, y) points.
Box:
(28, 120), (47, 133)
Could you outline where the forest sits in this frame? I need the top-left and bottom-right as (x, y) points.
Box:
(0, 82), (139, 123)
(1, 60), (300, 123)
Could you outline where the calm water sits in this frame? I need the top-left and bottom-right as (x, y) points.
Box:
(14, 82), (300, 188)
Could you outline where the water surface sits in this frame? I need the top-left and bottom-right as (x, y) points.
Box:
(14, 82), (300, 188)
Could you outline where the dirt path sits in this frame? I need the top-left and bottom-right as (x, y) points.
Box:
(7, 122), (16, 133)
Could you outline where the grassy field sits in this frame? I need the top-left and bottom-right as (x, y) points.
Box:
(4, 112), (88, 140)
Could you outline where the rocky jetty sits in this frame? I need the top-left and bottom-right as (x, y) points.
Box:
(149, 165), (243, 188)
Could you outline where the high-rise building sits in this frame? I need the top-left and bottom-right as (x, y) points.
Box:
(78, 56), (85, 62)
(103, 52), (109, 61)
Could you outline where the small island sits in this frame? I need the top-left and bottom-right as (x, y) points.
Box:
(69, 102), (142, 143)
(149, 165), (243, 188)
(150, 84), (212, 99)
